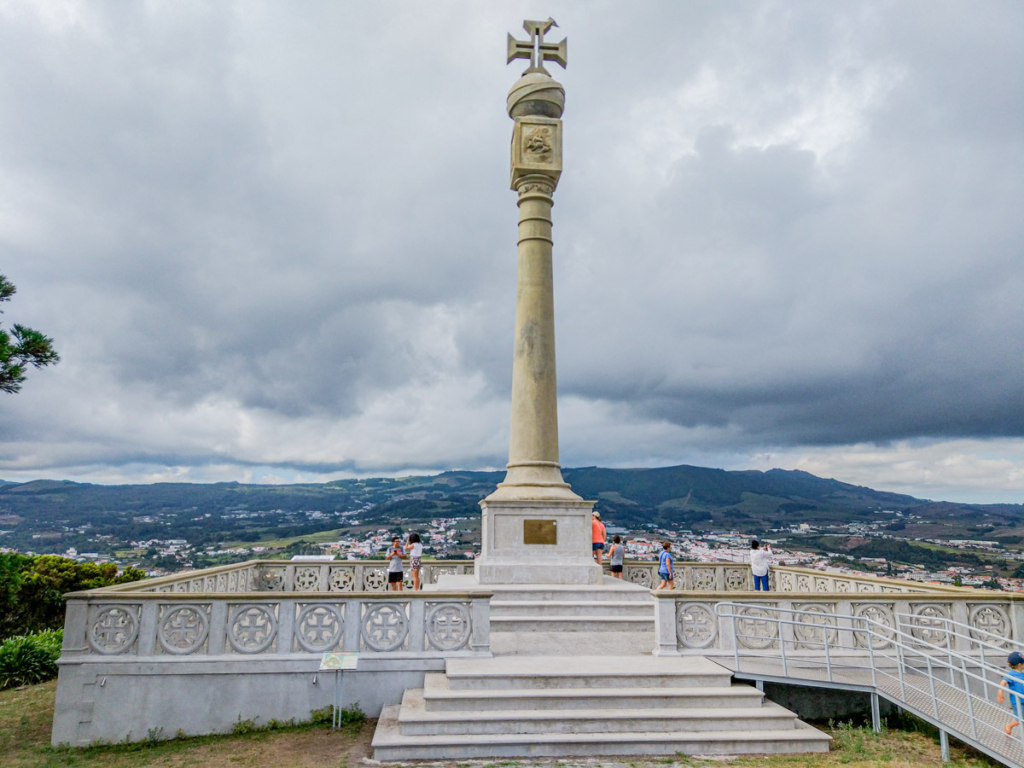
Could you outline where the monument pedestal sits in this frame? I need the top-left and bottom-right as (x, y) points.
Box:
(475, 499), (603, 585)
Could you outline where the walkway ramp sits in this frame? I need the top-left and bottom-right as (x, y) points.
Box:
(715, 602), (1024, 768)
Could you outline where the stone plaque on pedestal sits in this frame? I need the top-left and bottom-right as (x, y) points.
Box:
(475, 499), (602, 585)
(523, 519), (557, 544)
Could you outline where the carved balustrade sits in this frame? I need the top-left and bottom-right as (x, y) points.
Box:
(61, 559), (490, 661)
(105, 559), (477, 595)
(607, 560), (961, 595)
(652, 590), (1024, 658)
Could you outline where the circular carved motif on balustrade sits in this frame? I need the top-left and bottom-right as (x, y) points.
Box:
(736, 606), (779, 649)
(294, 567), (321, 592)
(793, 603), (838, 648)
(158, 604), (209, 654)
(852, 603), (895, 649)
(910, 604), (951, 647)
(676, 603), (717, 649)
(362, 568), (388, 591)
(328, 567), (355, 592)
(627, 568), (653, 588)
(691, 568), (716, 591)
(296, 604), (344, 652)
(361, 603), (409, 652)
(426, 603), (472, 651)
(88, 605), (140, 655)
(260, 568), (285, 592)
(227, 604), (278, 653)
(968, 604), (1011, 647)
(725, 569), (748, 591)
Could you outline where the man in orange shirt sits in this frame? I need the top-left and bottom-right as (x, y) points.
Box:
(592, 511), (607, 565)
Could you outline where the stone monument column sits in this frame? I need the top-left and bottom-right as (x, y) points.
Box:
(475, 20), (602, 585)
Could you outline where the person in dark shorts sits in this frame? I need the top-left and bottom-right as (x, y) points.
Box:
(592, 511), (606, 564)
(386, 537), (405, 591)
(608, 535), (624, 578)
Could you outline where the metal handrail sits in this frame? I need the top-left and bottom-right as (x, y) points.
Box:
(895, 611), (1014, 656)
(713, 602), (1024, 767)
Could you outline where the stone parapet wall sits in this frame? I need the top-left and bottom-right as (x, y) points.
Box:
(107, 559), (476, 594)
(60, 589), (492, 659)
(652, 591), (1024, 656)
(608, 561), (965, 595)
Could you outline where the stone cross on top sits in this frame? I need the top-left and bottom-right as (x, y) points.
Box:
(507, 18), (567, 75)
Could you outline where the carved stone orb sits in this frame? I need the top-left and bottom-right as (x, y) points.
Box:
(507, 72), (565, 119)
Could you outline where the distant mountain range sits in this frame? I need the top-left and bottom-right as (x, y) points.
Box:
(1, 466), (1020, 542)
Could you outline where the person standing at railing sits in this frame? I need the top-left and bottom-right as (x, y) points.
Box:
(387, 537), (405, 591)
(656, 541), (674, 589)
(406, 533), (423, 590)
(996, 651), (1024, 736)
(750, 540), (772, 591)
(607, 535), (624, 579)
(592, 511), (607, 565)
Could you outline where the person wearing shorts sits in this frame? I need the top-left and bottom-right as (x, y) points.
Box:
(386, 537), (405, 591)
(608, 535), (624, 578)
(406, 532), (423, 590)
(657, 541), (674, 589)
(997, 651), (1024, 735)
(592, 511), (606, 565)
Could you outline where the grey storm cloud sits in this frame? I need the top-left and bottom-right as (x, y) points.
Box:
(0, 1), (1021, 499)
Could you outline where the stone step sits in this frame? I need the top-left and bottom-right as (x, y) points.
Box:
(398, 689), (800, 735)
(491, 615), (654, 632)
(421, 674), (765, 711)
(373, 705), (832, 760)
(490, 629), (655, 656)
(443, 655), (732, 690)
(484, 583), (653, 603)
(490, 599), (655, 617)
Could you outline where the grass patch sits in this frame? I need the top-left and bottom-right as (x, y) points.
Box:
(0, 680), (373, 767)
(222, 528), (350, 550)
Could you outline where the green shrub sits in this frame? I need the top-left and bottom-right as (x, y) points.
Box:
(0, 628), (63, 689)
(0, 555), (145, 639)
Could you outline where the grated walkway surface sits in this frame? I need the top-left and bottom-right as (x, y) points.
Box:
(722, 655), (1024, 768)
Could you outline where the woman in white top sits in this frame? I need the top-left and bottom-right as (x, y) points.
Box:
(750, 539), (772, 591)
(406, 533), (424, 590)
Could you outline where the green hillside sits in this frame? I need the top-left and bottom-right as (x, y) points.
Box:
(0, 466), (1020, 553)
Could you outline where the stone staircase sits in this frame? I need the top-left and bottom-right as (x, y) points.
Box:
(372, 655), (832, 760)
(489, 579), (656, 633)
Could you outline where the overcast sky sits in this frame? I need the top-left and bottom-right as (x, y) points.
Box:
(1, 1), (1021, 503)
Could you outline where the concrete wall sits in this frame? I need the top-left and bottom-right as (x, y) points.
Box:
(52, 655), (441, 746)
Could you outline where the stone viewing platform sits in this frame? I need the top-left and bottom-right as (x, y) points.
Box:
(50, 555), (1024, 766)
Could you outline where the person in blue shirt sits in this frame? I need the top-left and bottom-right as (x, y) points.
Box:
(656, 541), (674, 590)
(997, 651), (1024, 736)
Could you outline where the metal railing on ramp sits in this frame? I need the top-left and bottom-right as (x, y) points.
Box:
(714, 602), (1024, 767)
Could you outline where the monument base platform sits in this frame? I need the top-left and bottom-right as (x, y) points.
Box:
(475, 498), (603, 585)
